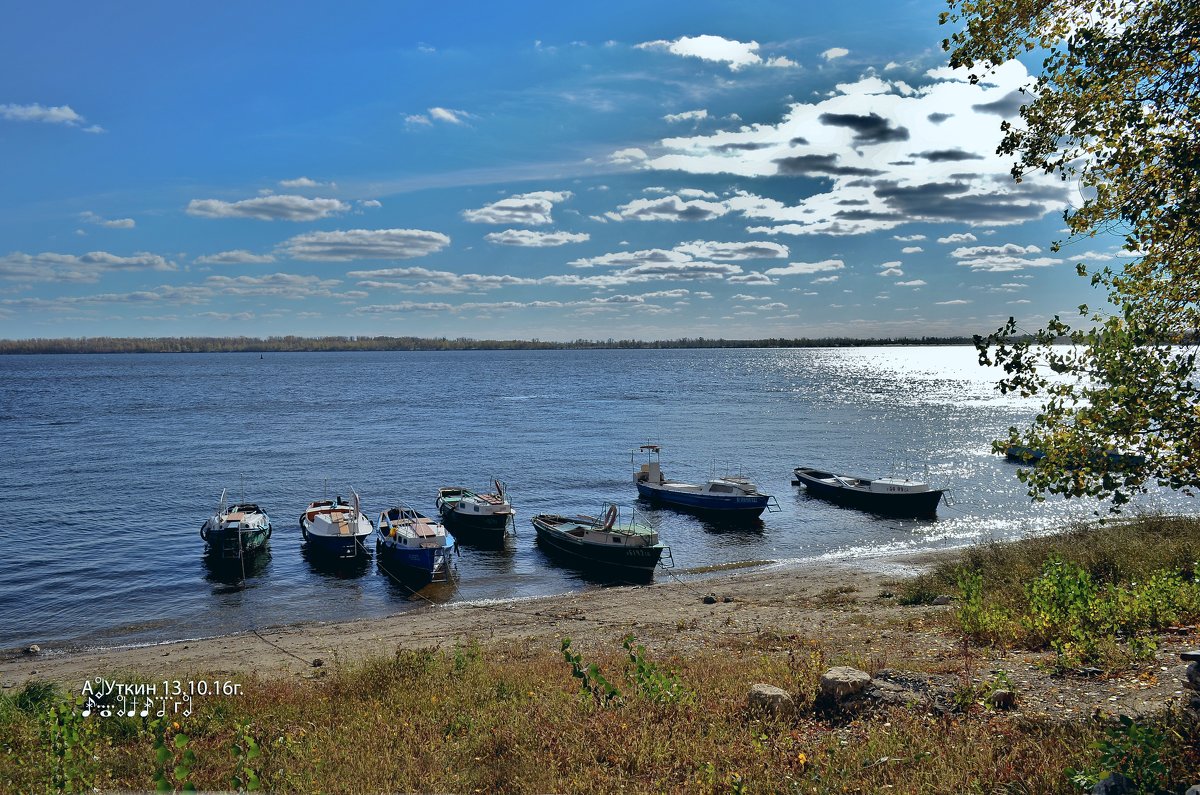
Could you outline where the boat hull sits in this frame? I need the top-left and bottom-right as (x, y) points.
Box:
(532, 520), (664, 573)
(636, 482), (768, 517)
(438, 505), (511, 533)
(303, 529), (371, 559)
(793, 470), (942, 518)
(201, 524), (271, 560)
(376, 539), (451, 578)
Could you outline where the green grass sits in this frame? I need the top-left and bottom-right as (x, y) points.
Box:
(902, 515), (1200, 667)
(3, 636), (1197, 793)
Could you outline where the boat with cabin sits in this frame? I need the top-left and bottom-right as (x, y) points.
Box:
(634, 444), (778, 518)
(299, 493), (373, 559)
(200, 489), (272, 560)
(435, 481), (514, 539)
(376, 503), (456, 580)
(530, 503), (671, 574)
(792, 466), (944, 518)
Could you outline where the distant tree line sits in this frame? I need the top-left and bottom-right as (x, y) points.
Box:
(0, 335), (978, 355)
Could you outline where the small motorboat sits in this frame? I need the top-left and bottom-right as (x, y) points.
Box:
(792, 466), (944, 518)
(530, 503), (671, 575)
(200, 489), (272, 560)
(376, 503), (456, 581)
(299, 492), (373, 559)
(634, 444), (778, 518)
(435, 481), (515, 539)
(1005, 445), (1144, 470)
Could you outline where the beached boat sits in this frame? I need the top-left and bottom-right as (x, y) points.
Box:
(376, 503), (456, 580)
(299, 493), (373, 559)
(634, 444), (778, 518)
(792, 466), (944, 518)
(530, 503), (670, 574)
(435, 481), (514, 538)
(200, 489), (272, 560)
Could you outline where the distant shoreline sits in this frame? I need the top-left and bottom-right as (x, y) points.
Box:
(0, 335), (979, 355)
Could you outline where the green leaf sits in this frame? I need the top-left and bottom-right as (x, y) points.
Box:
(174, 732), (190, 748)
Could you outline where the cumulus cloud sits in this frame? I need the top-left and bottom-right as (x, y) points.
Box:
(80, 211), (135, 229)
(763, 259), (844, 276)
(407, 107), (472, 126)
(462, 191), (573, 225)
(936, 298), (971, 305)
(349, 266), (537, 294)
(187, 195), (350, 221)
(664, 109), (709, 123)
(195, 250), (277, 265)
(280, 228), (451, 260)
(673, 240), (788, 260)
(483, 229), (590, 247)
(609, 148), (649, 165)
(948, 241), (1062, 272)
(0, 251), (177, 283)
(279, 176), (330, 189)
(893, 234), (925, 242)
(637, 60), (1066, 236)
(603, 195), (729, 222)
(937, 232), (978, 244)
(635, 35), (792, 72)
(822, 47), (849, 61)
(896, 279), (927, 286)
(901, 246), (923, 254)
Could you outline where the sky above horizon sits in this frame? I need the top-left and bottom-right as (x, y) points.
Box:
(0, 1), (1128, 341)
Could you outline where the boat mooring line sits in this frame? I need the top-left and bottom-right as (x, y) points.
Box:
(251, 629), (316, 666)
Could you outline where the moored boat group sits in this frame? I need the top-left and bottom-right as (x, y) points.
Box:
(200, 443), (955, 584)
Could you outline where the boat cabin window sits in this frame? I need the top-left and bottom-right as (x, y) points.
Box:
(612, 537), (622, 543)
(709, 483), (734, 493)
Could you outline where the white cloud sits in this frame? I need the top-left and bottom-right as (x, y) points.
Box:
(604, 195), (729, 222)
(896, 279), (927, 286)
(483, 229), (590, 247)
(280, 228), (451, 260)
(764, 259), (844, 276)
(0, 102), (96, 129)
(205, 272), (342, 298)
(636, 60), (1067, 237)
(901, 246), (923, 254)
(186, 195), (350, 222)
(822, 47), (850, 61)
(609, 148), (649, 165)
(279, 176), (327, 189)
(664, 109), (709, 124)
(349, 266), (536, 294)
(936, 299), (971, 305)
(80, 211), (135, 229)
(673, 240), (788, 261)
(462, 191), (573, 225)
(879, 266), (904, 276)
(0, 251), (176, 283)
(195, 250), (277, 265)
(428, 107), (470, 124)
(636, 35), (770, 72)
(893, 234), (925, 242)
(937, 232), (978, 244)
(811, 275), (840, 283)
(950, 242), (1061, 272)
(358, 199), (382, 208)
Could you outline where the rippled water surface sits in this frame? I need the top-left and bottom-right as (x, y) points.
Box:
(0, 347), (1185, 651)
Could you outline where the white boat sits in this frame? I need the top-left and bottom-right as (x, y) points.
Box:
(376, 503), (456, 581)
(299, 492), (373, 559)
(200, 489), (272, 560)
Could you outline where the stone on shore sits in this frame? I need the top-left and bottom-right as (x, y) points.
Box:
(747, 684), (794, 718)
(820, 666), (872, 701)
(25, 645), (39, 655)
(931, 594), (954, 606)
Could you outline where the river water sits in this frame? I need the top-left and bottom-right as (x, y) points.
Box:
(0, 347), (1184, 651)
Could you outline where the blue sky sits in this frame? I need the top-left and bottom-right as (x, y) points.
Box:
(0, 1), (1126, 341)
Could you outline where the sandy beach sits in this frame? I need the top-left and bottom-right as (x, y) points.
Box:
(4, 552), (1194, 723)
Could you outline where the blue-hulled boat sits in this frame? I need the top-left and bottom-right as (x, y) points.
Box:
(792, 466), (944, 518)
(634, 444), (778, 518)
(375, 503), (455, 581)
(300, 492), (373, 559)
